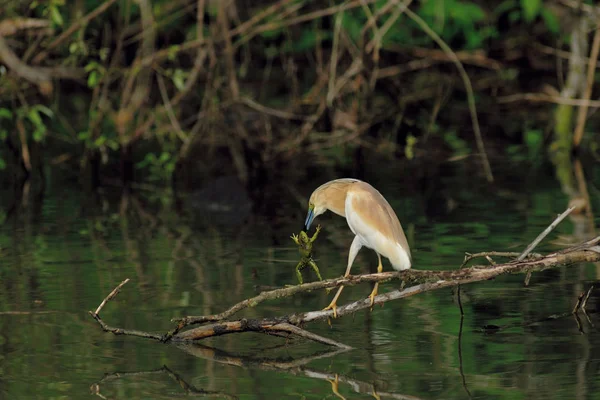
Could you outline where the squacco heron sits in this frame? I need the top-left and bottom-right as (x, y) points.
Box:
(304, 178), (411, 316)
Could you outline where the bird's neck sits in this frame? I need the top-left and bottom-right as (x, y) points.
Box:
(324, 189), (347, 217)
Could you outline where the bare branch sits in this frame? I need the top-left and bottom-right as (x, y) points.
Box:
(518, 206), (577, 261)
(0, 34), (51, 84)
(0, 18), (50, 36)
(93, 278), (131, 315)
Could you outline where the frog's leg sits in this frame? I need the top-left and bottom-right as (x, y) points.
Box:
(308, 259), (322, 281)
(295, 262), (304, 284)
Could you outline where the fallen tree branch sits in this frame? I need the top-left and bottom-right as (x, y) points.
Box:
(90, 234), (600, 347)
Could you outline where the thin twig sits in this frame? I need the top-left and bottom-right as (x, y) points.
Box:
(0, 18), (49, 36)
(497, 93), (600, 107)
(32, 0), (119, 64)
(457, 285), (464, 316)
(239, 97), (307, 120)
(458, 314), (472, 399)
(93, 278), (130, 315)
(404, 7), (493, 182)
(573, 26), (600, 147)
(572, 291), (585, 314)
(521, 207), (576, 285)
(460, 251), (543, 269)
(156, 74), (187, 142)
(581, 285), (594, 310)
(327, 11), (343, 106)
(519, 206), (576, 261)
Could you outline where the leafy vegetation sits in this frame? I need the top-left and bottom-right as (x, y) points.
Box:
(0, 0), (597, 186)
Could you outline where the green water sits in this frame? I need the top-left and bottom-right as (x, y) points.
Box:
(1, 164), (599, 399)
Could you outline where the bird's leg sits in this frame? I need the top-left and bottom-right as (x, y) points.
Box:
(295, 262), (304, 284)
(324, 236), (362, 318)
(323, 286), (344, 318)
(308, 259), (322, 281)
(327, 374), (346, 400)
(369, 254), (383, 307)
(371, 387), (381, 400)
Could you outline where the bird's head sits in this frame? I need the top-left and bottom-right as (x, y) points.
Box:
(305, 179), (355, 229)
(305, 192), (327, 230)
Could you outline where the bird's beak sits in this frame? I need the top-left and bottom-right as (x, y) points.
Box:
(305, 207), (315, 230)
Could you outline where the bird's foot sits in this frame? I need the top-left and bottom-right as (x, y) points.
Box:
(371, 388), (381, 400)
(368, 283), (379, 310)
(323, 301), (338, 318)
(327, 374), (345, 400)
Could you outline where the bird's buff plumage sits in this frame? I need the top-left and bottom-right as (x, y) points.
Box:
(305, 178), (412, 316)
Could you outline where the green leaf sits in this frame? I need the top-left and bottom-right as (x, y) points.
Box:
(541, 7), (559, 34)
(33, 127), (46, 142)
(0, 157), (5, 170)
(524, 129), (543, 157)
(50, 6), (63, 26)
(172, 69), (186, 91)
(167, 45), (180, 61)
(341, 12), (363, 41)
(107, 140), (119, 151)
(94, 136), (106, 147)
(449, 2), (485, 24)
(33, 105), (53, 118)
(521, 0), (541, 22)
(27, 109), (43, 127)
(88, 71), (98, 88)
(0, 108), (12, 119)
(159, 152), (170, 163)
(259, 28), (283, 39)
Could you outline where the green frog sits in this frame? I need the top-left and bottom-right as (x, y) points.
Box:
(290, 225), (323, 284)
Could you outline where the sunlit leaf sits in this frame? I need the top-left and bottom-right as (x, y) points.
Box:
(27, 109), (43, 126)
(172, 69), (186, 91)
(88, 71), (98, 88)
(50, 6), (63, 26)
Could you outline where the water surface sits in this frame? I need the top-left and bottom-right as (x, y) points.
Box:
(1, 164), (599, 399)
